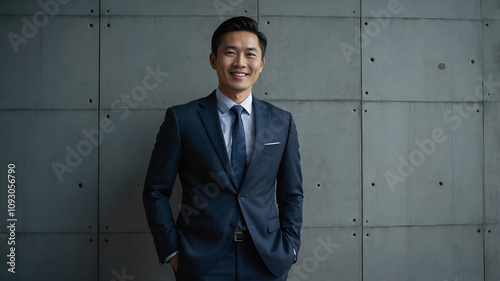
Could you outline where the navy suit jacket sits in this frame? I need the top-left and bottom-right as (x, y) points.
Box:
(143, 91), (303, 277)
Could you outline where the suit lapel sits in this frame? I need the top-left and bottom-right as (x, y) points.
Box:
(197, 91), (238, 188)
(197, 93), (273, 191)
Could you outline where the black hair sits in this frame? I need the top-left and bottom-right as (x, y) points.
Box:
(211, 16), (267, 59)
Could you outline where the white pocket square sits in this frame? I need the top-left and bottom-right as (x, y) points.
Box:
(264, 142), (280, 146)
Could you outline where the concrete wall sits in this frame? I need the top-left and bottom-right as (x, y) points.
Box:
(0, 0), (498, 280)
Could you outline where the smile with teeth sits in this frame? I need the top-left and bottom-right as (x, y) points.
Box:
(231, 72), (248, 77)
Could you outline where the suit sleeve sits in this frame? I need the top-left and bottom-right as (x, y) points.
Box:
(143, 107), (181, 264)
(276, 113), (303, 259)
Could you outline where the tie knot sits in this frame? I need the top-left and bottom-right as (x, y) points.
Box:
(230, 105), (244, 117)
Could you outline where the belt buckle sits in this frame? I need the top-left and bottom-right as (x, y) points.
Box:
(234, 230), (244, 242)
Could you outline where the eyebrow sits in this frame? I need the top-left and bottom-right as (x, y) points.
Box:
(223, 45), (259, 52)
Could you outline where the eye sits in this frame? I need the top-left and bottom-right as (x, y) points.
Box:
(247, 53), (257, 57)
(225, 51), (235, 55)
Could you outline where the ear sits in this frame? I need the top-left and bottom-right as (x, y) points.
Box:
(209, 53), (217, 70)
(259, 57), (265, 73)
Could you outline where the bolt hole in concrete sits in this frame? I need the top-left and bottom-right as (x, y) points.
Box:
(78, 183), (83, 188)
(266, 21), (270, 25)
(370, 58), (375, 62)
(438, 63), (446, 70)
(89, 23), (93, 28)
(471, 60), (475, 64)
(439, 181), (443, 186)
(477, 229), (481, 233)
(106, 114), (110, 118)
(371, 183), (375, 187)
(106, 23), (110, 27)
(365, 91), (369, 95)
(88, 99), (93, 103)
(89, 239), (93, 243)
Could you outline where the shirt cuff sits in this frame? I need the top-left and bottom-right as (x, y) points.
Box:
(165, 251), (179, 263)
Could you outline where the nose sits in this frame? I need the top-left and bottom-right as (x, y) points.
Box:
(233, 53), (246, 68)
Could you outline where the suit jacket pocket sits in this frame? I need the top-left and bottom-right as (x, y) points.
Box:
(263, 142), (281, 151)
(267, 217), (281, 233)
(261, 144), (282, 162)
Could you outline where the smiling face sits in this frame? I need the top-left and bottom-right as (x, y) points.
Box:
(210, 31), (265, 103)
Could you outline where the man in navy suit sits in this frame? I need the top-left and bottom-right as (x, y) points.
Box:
(143, 16), (303, 280)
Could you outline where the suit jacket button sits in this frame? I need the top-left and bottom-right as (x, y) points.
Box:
(230, 222), (236, 228)
(238, 194), (244, 199)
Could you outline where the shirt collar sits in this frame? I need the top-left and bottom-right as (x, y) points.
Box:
(215, 88), (253, 115)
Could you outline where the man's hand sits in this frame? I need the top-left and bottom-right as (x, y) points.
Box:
(169, 254), (178, 272)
